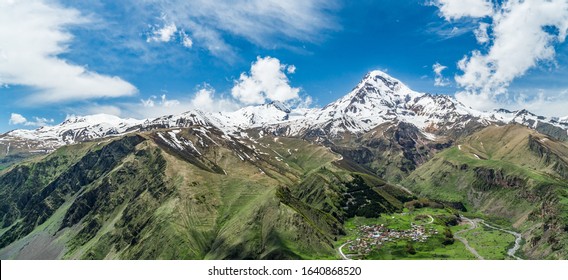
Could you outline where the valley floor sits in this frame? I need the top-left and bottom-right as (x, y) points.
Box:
(336, 207), (520, 260)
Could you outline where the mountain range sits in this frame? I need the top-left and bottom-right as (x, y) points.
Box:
(1, 71), (567, 260)
(2, 71), (567, 154)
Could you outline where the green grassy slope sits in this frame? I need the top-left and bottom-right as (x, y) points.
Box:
(402, 125), (568, 259)
(0, 128), (411, 259)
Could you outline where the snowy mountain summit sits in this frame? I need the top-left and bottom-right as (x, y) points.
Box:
(2, 71), (567, 154)
(276, 70), (481, 136)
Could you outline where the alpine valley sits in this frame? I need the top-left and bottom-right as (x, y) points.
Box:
(1, 71), (567, 260)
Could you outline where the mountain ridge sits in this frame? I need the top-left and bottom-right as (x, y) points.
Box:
(1, 71), (567, 162)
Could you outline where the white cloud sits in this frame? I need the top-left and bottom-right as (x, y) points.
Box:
(425, 20), (479, 40)
(431, 0), (494, 20)
(190, 87), (238, 112)
(122, 56), (302, 118)
(0, 0), (137, 103)
(147, 23), (178, 43)
(433, 62), (450, 87)
(27, 117), (55, 127)
(456, 0), (568, 95)
(125, 94), (185, 118)
(513, 90), (568, 117)
(231, 56), (300, 105)
(8, 113), (54, 127)
(122, 87), (238, 119)
(146, 21), (194, 49)
(8, 113), (27, 125)
(433, 0), (568, 117)
(143, 0), (338, 58)
(190, 88), (215, 109)
(141, 94), (180, 108)
(181, 31), (193, 48)
(287, 65), (296, 74)
(473, 22), (490, 44)
(456, 88), (568, 117)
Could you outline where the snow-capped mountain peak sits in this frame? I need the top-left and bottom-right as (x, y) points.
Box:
(61, 113), (136, 126)
(267, 101), (291, 113)
(2, 70), (567, 153)
(4, 113), (143, 147)
(216, 101), (292, 128)
(360, 70), (414, 96)
(325, 70), (420, 113)
(302, 70), (476, 135)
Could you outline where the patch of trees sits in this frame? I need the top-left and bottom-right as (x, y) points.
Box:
(442, 227), (454, 245)
(340, 175), (394, 218)
(404, 198), (443, 210)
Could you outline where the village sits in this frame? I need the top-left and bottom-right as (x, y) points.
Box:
(347, 222), (438, 255)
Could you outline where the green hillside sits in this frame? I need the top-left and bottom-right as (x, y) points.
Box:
(402, 125), (568, 259)
(0, 128), (411, 259)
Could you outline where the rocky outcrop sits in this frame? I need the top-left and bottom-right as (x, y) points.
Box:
(528, 135), (568, 179)
(473, 167), (526, 191)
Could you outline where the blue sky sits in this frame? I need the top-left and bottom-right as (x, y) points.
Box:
(1, 0), (568, 133)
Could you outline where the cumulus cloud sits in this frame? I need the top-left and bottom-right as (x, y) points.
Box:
(0, 0), (137, 103)
(431, 0), (494, 20)
(9, 113), (54, 127)
(146, 21), (194, 48)
(142, 0), (338, 58)
(287, 65), (297, 74)
(181, 32), (193, 48)
(8, 113), (27, 125)
(456, 0), (568, 94)
(231, 56), (300, 105)
(456, 88), (568, 117)
(147, 23), (178, 43)
(142, 94), (181, 109)
(433, 0), (568, 116)
(116, 56), (303, 119)
(433, 62), (450, 87)
(124, 94), (186, 118)
(121, 86), (238, 119)
(473, 22), (490, 44)
(190, 87), (238, 112)
(513, 90), (568, 116)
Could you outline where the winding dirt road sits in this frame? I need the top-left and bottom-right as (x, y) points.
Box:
(454, 217), (484, 260)
(425, 215), (434, 224)
(338, 242), (352, 260)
